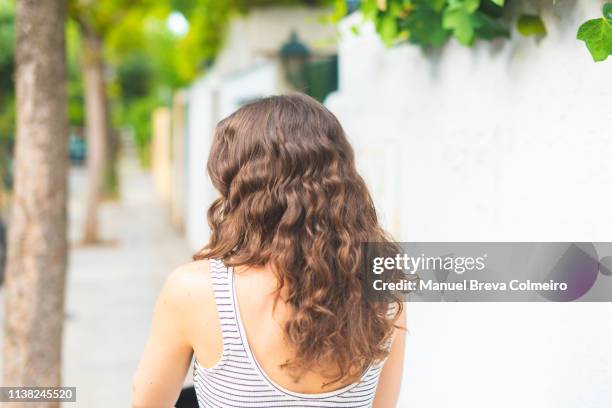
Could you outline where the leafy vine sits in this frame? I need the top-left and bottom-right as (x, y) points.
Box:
(340, 0), (612, 62)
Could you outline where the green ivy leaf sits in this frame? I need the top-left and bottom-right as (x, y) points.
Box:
(462, 0), (480, 13)
(376, 0), (388, 11)
(361, 0), (380, 21)
(577, 17), (612, 62)
(604, 3), (612, 21)
(443, 1), (481, 45)
(423, 0), (446, 12)
(446, 0), (480, 13)
(388, 1), (404, 17)
(404, 5), (449, 47)
(517, 14), (547, 37)
(473, 12), (510, 40)
(380, 12), (398, 46)
(443, 9), (474, 45)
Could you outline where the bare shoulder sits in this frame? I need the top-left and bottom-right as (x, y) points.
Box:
(161, 259), (224, 363)
(165, 259), (213, 292)
(158, 259), (215, 315)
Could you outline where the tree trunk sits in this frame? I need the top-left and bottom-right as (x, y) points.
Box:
(80, 28), (108, 244)
(103, 97), (120, 199)
(3, 1), (68, 406)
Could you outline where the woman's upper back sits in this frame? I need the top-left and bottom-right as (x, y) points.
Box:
(132, 95), (405, 408)
(190, 259), (386, 407)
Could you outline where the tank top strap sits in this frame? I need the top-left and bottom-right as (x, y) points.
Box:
(195, 259), (385, 406)
(208, 259), (241, 357)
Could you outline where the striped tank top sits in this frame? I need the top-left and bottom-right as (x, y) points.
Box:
(193, 259), (386, 407)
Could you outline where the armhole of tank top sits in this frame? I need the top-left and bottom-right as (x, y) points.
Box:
(196, 259), (234, 373)
(377, 302), (401, 366)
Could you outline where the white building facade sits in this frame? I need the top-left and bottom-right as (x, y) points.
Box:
(327, 2), (612, 243)
(325, 3), (612, 407)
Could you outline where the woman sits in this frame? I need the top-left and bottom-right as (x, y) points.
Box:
(132, 93), (406, 408)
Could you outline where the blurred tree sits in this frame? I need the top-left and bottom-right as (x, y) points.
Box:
(0, 2), (14, 102)
(117, 53), (154, 102)
(0, 2), (15, 195)
(80, 21), (109, 243)
(3, 0), (69, 402)
(66, 0), (331, 243)
(66, 21), (85, 129)
(106, 4), (213, 166)
(169, 0), (331, 83)
(172, 0), (232, 82)
(114, 52), (156, 165)
(68, 0), (166, 243)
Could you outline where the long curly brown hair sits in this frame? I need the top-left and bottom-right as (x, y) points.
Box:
(194, 93), (401, 386)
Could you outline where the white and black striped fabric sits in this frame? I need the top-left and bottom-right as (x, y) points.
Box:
(193, 259), (386, 407)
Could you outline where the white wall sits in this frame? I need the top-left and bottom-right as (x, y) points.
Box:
(327, 1), (612, 242)
(213, 6), (337, 76)
(185, 63), (278, 252)
(325, 2), (612, 407)
(404, 303), (612, 408)
(219, 63), (278, 118)
(185, 75), (218, 253)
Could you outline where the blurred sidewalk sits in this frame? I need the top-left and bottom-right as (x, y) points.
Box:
(63, 147), (192, 407)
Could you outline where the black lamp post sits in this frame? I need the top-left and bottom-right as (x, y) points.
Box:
(279, 31), (310, 92)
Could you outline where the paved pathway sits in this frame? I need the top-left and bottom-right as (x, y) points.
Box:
(0, 151), (192, 407)
(62, 153), (192, 407)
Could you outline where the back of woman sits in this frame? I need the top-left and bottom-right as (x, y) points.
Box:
(132, 93), (406, 408)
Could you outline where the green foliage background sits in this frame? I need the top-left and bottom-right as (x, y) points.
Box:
(0, 1), (14, 189)
(0, 1), (14, 138)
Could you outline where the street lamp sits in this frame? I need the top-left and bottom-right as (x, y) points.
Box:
(279, 31), (310, 92)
